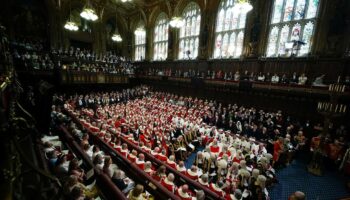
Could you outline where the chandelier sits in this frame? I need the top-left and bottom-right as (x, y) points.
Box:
(134, 26), (146, 36)
(112, 34), (123, 42)
(234, 0), (253, 14)
(65, 1), (79, 31)
(80, 0), (98, 22)
(169, 17), (184, 28)
(64, 21), (79, 31)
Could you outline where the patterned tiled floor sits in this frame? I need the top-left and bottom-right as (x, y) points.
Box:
(185, 150), (350, 200)
(268, 159), (350, 200)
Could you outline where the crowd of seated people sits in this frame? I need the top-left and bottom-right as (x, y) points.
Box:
(53, 85), (350, 199)
(12, 50), (55, 70)
(141, 68), (350, 87)
(39, 118), (101, 200)
(51, 47), (128, 64)
(10, 38), (46, 51)
(52, 47), (138, 74)
(10, 38), (54, 70)
(51, 105), (161, 200)
(62, 61), (136, 74)
(141, 68), (313, 85)
(50, 86), (304, 198)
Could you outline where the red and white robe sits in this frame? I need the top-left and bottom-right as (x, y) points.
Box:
(161, 178), (176, 193)
(135, 159), (145, 170)
(209, 183), (225, 197)
(175, 187), (192, 200)
(166, 160), (177, 169)
(186, 169), (198, 180)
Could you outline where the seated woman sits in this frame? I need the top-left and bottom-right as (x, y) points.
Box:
(152, 165), (167, 182)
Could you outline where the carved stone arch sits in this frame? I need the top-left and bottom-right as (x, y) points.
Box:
(175, 0), (202, 16)
(130, 9), (147, 32)
(148, 6), (169, 28)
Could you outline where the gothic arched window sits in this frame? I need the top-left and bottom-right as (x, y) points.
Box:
(213, 0), (248, 59)
(266, 0), (320, 57)
(134, 22), (146, 61)
(153, 13), (169, 61)
(178, 2), (201, 60)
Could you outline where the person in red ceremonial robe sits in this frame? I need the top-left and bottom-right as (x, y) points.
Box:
(153, 165), (167, 182)
(151, 147), (160, 157)
(233, 150), (244, 164)
(186, 165), (199, 180)
(157, 149), (168, 162)
(120, 143), (129, 157)
(135, 153), (145, 170)
(144, 161), (154, 176)
(210, 139), (220, 155)
(114, 117), (121, 128)
(218, 145), (231, 160)
(128, 150), (138, 163)
(176, 184), (193, 200)
(198, 174), (209, 187)
(176, 161), (187, 175)
(273, 137), (284, 165)
(114, 142), (122, 152)
(161, 173), (176, 193)
(209, 180), (225, 197)
(104, 133), (112, 143)
(166, 155), (177, 169)
(89, 124), (99, 134)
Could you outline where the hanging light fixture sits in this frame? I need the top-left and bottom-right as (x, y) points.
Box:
(64, 0), (79, 31)
(111, 12), (122, 42)
(169, 16), (184, 28)
(64, 21), (79, 31)
(134, 13), (146, 36)
(134, 26), (146, 36)
(80, 0), (98, 21)
(234, 0), (253, 14)
(112, 34), (123, 42)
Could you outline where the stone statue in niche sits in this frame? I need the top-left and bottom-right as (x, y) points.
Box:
(248, 16), (260, 57)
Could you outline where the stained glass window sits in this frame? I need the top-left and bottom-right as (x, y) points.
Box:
(266, 0), (320, 57)
(153, 13), (168, 61)
(178, 2), (201, 59)
(134, 22), (146, 61)
(213, 0), (248, 59)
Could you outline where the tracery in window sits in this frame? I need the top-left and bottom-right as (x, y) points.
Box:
(266, 0), (320, 57)
(153, 13), (168, 61)
(213, 0), (248, 59)
(178, 2), (201, 59)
